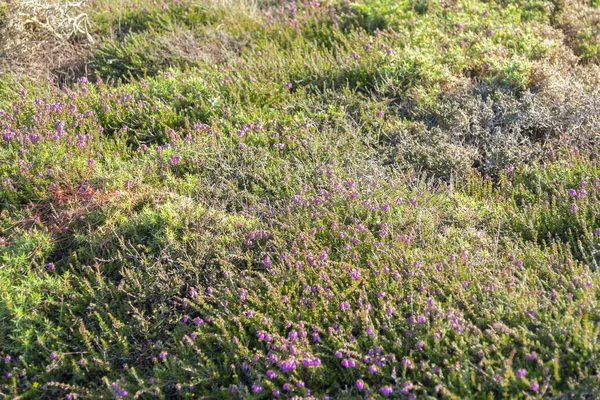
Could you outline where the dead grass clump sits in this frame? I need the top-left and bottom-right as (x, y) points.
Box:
(0, 0), (92, 78)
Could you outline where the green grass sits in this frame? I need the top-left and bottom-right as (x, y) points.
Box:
(1, 0), (600, 398)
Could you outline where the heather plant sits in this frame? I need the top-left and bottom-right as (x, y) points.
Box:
(1, 0), (600, 399)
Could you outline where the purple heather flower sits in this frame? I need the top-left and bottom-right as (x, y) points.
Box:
(482, 10), (489, 16)
(50, 352), (58, 360)
(4, 355), (10, 363)
(252, 383), (263, 393)
(159, 351), (167, 360)
(284, 83), (292, 89)
(283, 383), (291, 391)
(273, 390), (280, 397)
(356, 380), (365, 390)
(264, 257), (271, 267)
(530, 381), (539, 391)
(516, 368), (526, 378)
(46, 263), (55, 270)
(380, 386), (393, 395)
(487, 29), (493, 35)
(457, 23), (464, 29)
(169, 155), (182, 166)
(5, 372), (12, 378)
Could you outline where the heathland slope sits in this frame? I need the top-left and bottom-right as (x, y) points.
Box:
(1, 1), (600, 398)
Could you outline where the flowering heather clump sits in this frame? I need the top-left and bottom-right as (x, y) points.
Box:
(1, 0), (600, 398)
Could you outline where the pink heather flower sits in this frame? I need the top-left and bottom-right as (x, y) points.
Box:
(525, 352), (537, 361)
(284, 83), (292, 89)
(530, 381), (539, 391)
(158, 351), (167, 360)
(335, 351), (343, 358)
(377, 111), (384, 118)
(516, 368), (526, 378)
(50, 352), (58, 360)
(4, 355), (10, 363)
(356, 380), (365, 390)
(46, 263), (55, 270)
(401, 381), (414, 395)
(264, 257), (271, 267)
(487, 29), (493, 35)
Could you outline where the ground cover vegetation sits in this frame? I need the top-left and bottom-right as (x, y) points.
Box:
(1, 0), (600, 398)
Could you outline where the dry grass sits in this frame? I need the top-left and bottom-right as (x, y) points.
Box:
(555, 0), (600, 63)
